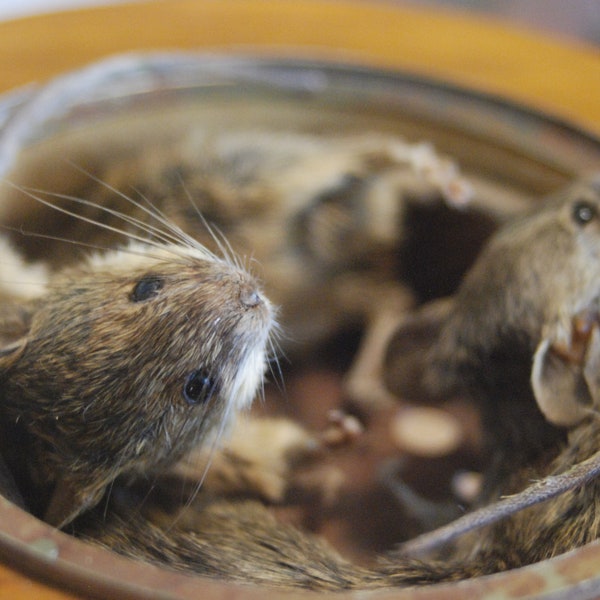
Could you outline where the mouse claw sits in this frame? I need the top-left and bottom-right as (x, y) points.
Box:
(582, 323), (600, 409)
(551, 308), (598, 365)
(319, 409), (364, 448)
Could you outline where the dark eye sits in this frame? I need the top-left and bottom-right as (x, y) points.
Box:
(183, 368), (217, 405)
(572, 200), (597, 226)
(130, 275), (164, 302)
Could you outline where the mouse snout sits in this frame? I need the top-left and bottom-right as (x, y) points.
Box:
(239, 281), (264, 309)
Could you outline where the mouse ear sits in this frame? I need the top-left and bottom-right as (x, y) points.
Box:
(531, 309), (600, 428)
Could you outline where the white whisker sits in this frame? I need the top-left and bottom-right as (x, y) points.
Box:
(176, 176), (241, 268)
(1, 222), (162, 263)
(5, 182), (170, 252)
(61, 162), (231, 267)
(161, 402), (235, 533)
(24, 185), (183, 248)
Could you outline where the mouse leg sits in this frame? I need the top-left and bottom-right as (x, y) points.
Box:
(336, 277), (415, 410)
(160, 410), (365, 513)
(167, 416), (322, 503)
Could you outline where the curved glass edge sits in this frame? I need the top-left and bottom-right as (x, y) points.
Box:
(0, 52), (599, 181)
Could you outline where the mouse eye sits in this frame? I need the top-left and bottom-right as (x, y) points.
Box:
(183, 368), (217, 405)
(130, 275), (164, 302)
(572, 200), (598, 226)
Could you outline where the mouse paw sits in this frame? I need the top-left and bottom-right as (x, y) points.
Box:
(532, 307), (600, 427)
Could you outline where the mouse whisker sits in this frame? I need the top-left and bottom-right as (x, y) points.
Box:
(177, 179), (240, 269)
(61, 161), (228, 265)
(63, 161), (195, 241)
(18, 184), (187, 250)
(0, 224), (161, 265)
(124, 186), (226, 266)
(265, 336), (286, 397)
(162, 405), (232, 532)
(1, 207), (217, 276)
(5, 182), (173, 252)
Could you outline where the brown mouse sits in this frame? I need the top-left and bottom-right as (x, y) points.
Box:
(386, 174), (600, 490)
(0, 234), (275, 528)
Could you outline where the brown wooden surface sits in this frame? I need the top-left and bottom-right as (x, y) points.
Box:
(0, 1), (599, 597)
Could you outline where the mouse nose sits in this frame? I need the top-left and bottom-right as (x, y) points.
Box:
(239, 283), (263, 308)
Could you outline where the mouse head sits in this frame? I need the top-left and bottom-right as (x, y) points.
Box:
(0, 242), (274, 527)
